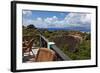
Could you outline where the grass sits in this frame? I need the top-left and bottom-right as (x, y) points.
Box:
(60, 40), (91, 60)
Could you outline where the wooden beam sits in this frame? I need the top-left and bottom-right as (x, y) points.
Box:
(50, 45), (71, 60)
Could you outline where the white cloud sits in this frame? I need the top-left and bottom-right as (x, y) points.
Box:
(32, 17), (48, 28)
(64, 13), (91, 26)
(44, 16), (58, 28)
(81, 14), (91, 24)
(23, 13), (91, 28)
(23, 11), (32, 16)
(36, 17), (42, 21)
(44, 16), (58, 23)
(23, 19), (33, 26)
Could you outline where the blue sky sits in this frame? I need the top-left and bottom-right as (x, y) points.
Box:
(22, 10), (91, 31)
(23, 10), (68, 20)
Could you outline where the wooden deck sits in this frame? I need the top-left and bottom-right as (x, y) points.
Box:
(23, 35), (71, 63)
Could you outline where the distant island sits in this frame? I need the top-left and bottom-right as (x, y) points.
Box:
(36, 27), (90, 32)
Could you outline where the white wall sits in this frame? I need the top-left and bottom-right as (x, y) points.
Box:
(0, 0), (99, 73)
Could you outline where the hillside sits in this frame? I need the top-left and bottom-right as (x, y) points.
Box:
(23, 26), (91, 60)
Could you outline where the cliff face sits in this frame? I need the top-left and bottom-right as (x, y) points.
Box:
(51, 35), (82, 52)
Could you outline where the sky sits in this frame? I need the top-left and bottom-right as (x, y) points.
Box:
(22, 10), (91, 31)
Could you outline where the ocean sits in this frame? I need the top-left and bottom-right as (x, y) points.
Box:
(47, 27), (90, 32)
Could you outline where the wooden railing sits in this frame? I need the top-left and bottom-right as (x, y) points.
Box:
(39, 34), (48, 48)
(39, 34), (71, 61)
(50, 45), (70, 60)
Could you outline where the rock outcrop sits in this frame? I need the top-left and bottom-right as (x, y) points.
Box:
(52, 35), (82, 52)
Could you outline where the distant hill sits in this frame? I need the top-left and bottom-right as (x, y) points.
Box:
(37, 27), (90, 32)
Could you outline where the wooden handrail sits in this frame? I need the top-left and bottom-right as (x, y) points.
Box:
(50, 44), (71, 60)
(39, 35), (71, 61)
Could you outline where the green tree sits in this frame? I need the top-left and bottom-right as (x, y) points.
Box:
(27, 24), (36, 29)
